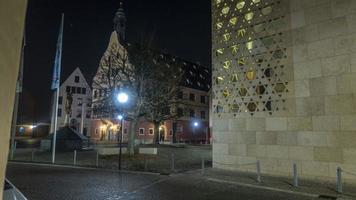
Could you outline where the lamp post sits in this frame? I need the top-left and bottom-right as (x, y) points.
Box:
(193, 121), (198, 144)
(117, 92), (128, 171)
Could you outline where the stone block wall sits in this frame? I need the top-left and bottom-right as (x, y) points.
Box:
(212, 0), (356, 182)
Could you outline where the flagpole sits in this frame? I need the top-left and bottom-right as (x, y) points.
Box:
(51, 13), (64, 164)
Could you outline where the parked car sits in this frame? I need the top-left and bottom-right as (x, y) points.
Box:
(3, 179), (27, 200)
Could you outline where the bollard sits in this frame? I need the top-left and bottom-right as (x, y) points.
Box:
(337, 167), (342, 193)
(96, 151), (99, 167)
(293, 162), (298, 187)
(73, 150), (77, 166)
(144, 156), (148, 171)
(256, 160), (261, 183)
(201, 157), (205, 175)
(171, 153), (175, 172)
(31, 149), (35, 162)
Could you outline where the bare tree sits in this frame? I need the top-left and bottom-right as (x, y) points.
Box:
(139, 53), (183, 143)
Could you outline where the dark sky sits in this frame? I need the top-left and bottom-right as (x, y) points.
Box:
(19, 0), (211, 123)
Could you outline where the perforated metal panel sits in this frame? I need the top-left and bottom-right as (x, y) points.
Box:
(212, 0), (292, 117)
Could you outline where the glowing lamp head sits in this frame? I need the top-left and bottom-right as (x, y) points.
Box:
(117, 115), (123, 120)
(193, 122), (199, 127)
(117, 92), (128, 104)
(30, 125), (36, 129)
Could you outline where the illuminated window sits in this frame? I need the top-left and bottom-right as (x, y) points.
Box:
(238, 28), (246, 37)
(245, 12), (254, 21)
(223, 88), (230, 97)
(223, 33), (231, 42)
(216, 76), (224, 84)
(231, 74), (239, 82)
(229, 17), (237, 25)
(236, 1), (245, 10)
(246, 68), (256, 80)
(216, 22), (223, 30)
(231, 45), (239, 54)
(223, 61), (231, 69)
(246, 40), (253, 50)
(221, 6), (230, 15)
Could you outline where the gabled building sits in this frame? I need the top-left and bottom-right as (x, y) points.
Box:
(90, 3), (211, 144)
(53, 67), (92, 136)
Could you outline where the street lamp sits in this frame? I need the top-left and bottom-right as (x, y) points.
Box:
(117, 114), (123, 120)
(193, 122), (199, 127)
(117, 92), (128, 171)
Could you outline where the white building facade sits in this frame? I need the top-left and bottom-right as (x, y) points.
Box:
(56, 67), (92, 136)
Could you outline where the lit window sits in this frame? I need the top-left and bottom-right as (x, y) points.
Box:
(246, 40), (253, 50)
(216, 22), (223, 30)
(215, 76), (224, 84)
(246, 68), (256, 80)
(236, 1), (245, 10)
(231, 74), (238, 82)
(223, 88), (230, 98)
(245, 12), (254, 21)
(237, 28), (246, 37)
(223, 61), (231, 69)
(223, 33), (231, 42)
(229, 17), (237, 25)
(221, 6), (230, 15)
(231, 45), (239, 54)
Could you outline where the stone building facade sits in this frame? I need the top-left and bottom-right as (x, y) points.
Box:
(53, 67), (92, 136)
(212, 0), (356, 181)
(90, 3), (211, 144)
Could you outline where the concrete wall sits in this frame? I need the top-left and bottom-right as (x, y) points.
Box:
(0, 0), (27, 197)
(212, 0), (356, 182)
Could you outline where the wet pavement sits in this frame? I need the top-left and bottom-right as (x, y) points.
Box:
(6, 162), (320, 200)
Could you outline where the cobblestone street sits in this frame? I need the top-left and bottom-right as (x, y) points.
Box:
(5, 162), (320, 200)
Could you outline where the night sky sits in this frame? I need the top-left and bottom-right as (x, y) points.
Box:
(20, 0), (211, 123)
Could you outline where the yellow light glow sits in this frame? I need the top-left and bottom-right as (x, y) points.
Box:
(221, 6), (230, 14)
(237, 28), (246, 37)
(246, 68), (256, 80)
(216, 22), (223, 30)
(245, 12), (254, 21)
(216, 48), (224, 55)
(236, 1), (245, 10)
(223, 61), (231, 69)
(223, 88), (230, 98)
(223, 33), (231, 42)
(231, 45), (239, 54)
(246, 40), (253, 50)
(216, 76), (224, 84)
(229, 17), (237, 25)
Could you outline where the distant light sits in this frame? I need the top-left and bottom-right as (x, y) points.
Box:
(117, 115), (123, 120)
(159, 127), (162, 131)
(117, 92), (128, 104)
(30, 125), (36, 129)
(194, 122), (199, 127)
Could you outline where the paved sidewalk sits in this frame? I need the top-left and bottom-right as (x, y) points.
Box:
(196, 168), (356, 200)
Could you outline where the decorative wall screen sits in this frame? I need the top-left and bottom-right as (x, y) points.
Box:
(212, 0), (291, 117)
